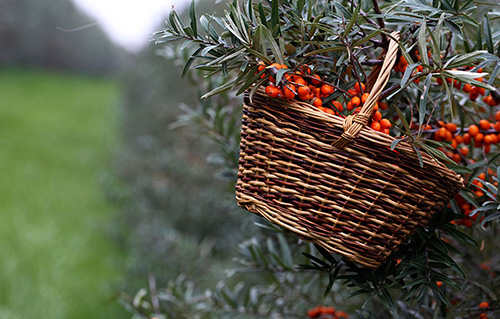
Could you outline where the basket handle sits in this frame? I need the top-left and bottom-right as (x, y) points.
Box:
(332, 31), (401, 149)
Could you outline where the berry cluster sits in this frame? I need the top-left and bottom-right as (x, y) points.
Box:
(346, 82), (392, 134)
(451, 170), (498, 227)
(479, 301), (491, 319)
(260, 62), (392, 134)
(436, 67), (500, 107)
(307, 306), (349, 319)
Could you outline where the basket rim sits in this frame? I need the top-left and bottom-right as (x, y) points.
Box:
(245, 88), (465, 190)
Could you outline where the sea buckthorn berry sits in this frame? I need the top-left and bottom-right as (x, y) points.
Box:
(463, 133), (471, 145)
(354, 82), (365, 94)
(451, 139), (458, 149)
(346, 101), (354, 111)
(469, 87), (479, 101)
(446, 122), (457, 133)
(479, 119), (491, 130)
(489, 134), (498, 144)
(478, 87), (486, 96)
(479, 301), (490, 308)
(311, 74), (321, 85)
(479, 313), (488, 319)
(351, 96), (361, 107)
(494, 121), (500, 132)
(372, 111), (382, 122)
(475, 133), (484, 142)
(436, 77), (443, 85)
(399, 55), (408, 66)
(416, 65), (424, 72)
(266, 85), (280, 98)
(294, 77), (306, 86)
(455, 135), (463, 144)
(438, 127), (448, 139)
(270, 62), (282, 70)
(320, 84), (334, 95)
(484, 134), (493, 144)
(469, 124), (480, 136)
(347, 88), (358, 97)
(284, 85), (296, 100)
(379, 101), (388, 110)
(312, 98), (323, 107)
(459, 146), (469, 156)
(298, 86), (310, 96)
(361, 93), (370, 103)
(496, 110), (500, 122)
(332, 101), (344, 112)
(382, 128), (390, 134)
(370, 121), (381, 131)
(380, 118), (392, 129)
(462, 83), (472, 93)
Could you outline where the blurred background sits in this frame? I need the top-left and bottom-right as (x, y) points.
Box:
(0, 0), (248, 318)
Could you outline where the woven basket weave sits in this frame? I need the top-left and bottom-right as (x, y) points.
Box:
(235, 32), (465, 268)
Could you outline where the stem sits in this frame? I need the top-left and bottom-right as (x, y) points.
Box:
(371, 0), (388, 47)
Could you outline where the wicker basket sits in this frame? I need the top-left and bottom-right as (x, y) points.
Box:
(235, 32), (465, 268)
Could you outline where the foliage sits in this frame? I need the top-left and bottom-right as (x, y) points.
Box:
(122, 0), (500, 318)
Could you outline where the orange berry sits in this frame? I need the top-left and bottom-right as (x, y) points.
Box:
(446, 122), (457, 133)
(346, 101), (354, 111)
(320, 84), (334, 95)
(438, 127), (448, 139)
(479, 301), (490, 308)
(469, 124), (479, 136)
(372, 111), (382, 122)
(469, 87), (479, 101)
(266, 85), (279, 98)
(490, 134), (498, 144)
(451, 138), (458, 149)
(459, 146), (469, 156)
(308, 308), (320, 318)
(478, 87), (486, 96)
(494, 121), (500, 132)
(370, 121), (381, 131)
(462, 83), (472, 93)
(270, 62), (282, 70)
(311, 74), (321, 85)
(294, 77), (306, 86)
(312, 98), (323, 107)
(416, 65), (424, 72)
(479, 313), (488, 319)
(484, 134), (493, 144)
(298, 86), (310, 96)
(354, 82), (365, 93)
(436, 77), (443, 85)
(479, 119), (491, 130)
(351, 96), (361, 107)
(380, 118), (392, 129)
(399, 55), (408, 66)
(332, 101), (344, 112)
(382, 128), (390, 134)
(475, 133), (484, 142)
(496, 110), (500, 122)
(379, 101), (388, 110)
(463, 133), (471, 145)
(361, 93), (370, 103)
(284, 86), (296, 100)
(455, 135), (463, 144)
(347, 88), (358, 97)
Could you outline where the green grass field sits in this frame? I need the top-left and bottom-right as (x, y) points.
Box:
(0, 69), (128, 318)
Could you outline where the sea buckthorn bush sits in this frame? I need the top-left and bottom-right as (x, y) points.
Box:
(122, 0), (500, 318)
